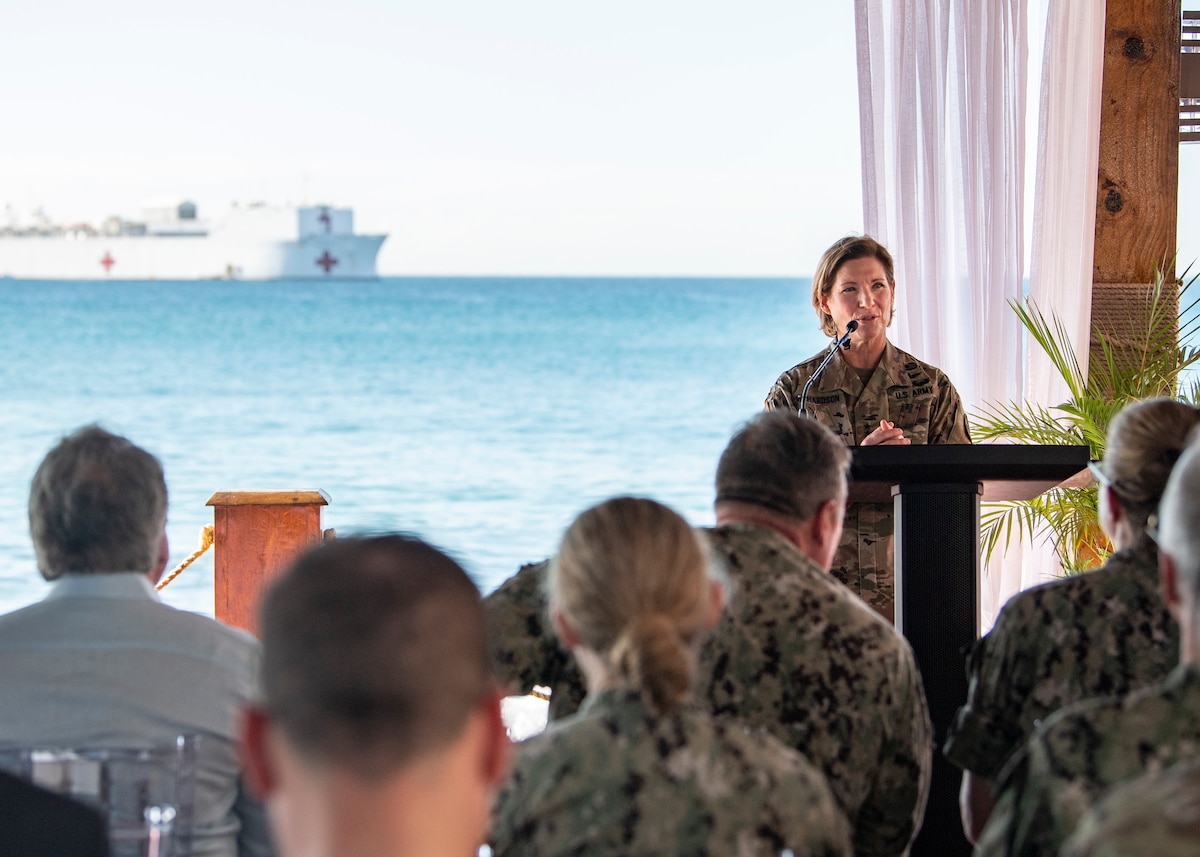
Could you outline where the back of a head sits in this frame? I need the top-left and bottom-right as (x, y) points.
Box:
(1158, 436), (1200, 611)
(1101, 398), (1200, 533)
(715, 411), (849, 522)
(28, 425), (167, 580)
(549, 497), (710, 716)
(258, 534), (491, 781)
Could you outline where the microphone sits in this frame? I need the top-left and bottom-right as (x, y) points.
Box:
(798, 320), (859, 417)
(837, 318), (859, 349)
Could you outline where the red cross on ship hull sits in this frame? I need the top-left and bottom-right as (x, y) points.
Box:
(316, 251), (338, 275)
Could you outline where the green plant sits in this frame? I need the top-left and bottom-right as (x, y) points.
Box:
(975, 264), (1200, 572)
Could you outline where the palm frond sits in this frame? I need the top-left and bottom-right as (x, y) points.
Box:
(972, 400), (1086, 446)
(1180, 373), (1200, 406)
(980, 502), (1042, 562)
(977, 262), (1195, 572)
(1010, 299), (1088, 400)
(981, 488), (1105, 571)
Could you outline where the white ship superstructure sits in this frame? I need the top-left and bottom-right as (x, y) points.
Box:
(0, 201), (386, 280)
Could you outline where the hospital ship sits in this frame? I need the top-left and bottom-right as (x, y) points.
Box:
(0, 201), (386, 280)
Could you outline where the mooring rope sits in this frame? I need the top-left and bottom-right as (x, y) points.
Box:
(156, 525), (215, 591)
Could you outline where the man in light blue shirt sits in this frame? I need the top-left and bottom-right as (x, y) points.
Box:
(0, 425), (272, 857)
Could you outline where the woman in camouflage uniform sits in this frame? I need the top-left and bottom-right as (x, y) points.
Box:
(489, 496), (852, 857)
(765, 235), (971, 622)
(943, 397), (1199, 841)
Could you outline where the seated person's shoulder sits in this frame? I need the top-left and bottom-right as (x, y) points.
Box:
(709, 719), (852, 841)
(159, 601), (260, 643)
(484, 560), (548, 613)
(712, 525), (911, 649)
(147, 603), (262, 675)
(1061, 759), (1200, 857)
(1032, 690), (1133, 763)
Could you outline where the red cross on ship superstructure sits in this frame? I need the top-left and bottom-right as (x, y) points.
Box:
(318, 208), (332, 233)
(100, 252), (115, 273)
(316, 251), (338, 275)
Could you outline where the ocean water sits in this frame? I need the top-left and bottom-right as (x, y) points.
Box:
(0, 277), (825, 616)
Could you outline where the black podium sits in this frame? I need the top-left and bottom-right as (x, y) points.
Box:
(849, 444), (1090, 856)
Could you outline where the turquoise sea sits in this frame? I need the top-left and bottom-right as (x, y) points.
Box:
(0, 277), (826, 616)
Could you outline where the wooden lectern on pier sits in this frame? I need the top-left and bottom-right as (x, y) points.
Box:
(206, 490), (330, 635)
(848, 444), (1090, 856)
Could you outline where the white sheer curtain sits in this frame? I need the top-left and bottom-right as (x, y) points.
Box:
(854, 0), (1031, 626)
(855, 0), (1107, 625)
(854, 0), (1027, 413)
(1009, 0), (1107, 604)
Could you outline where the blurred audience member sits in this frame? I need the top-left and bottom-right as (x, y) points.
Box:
(945, 398), (1197, 840)
(490, 496), (851, 857)
(976, 430), (1200, 856)
(240, 535), (510, 857)
(487, 413), (931, 857)
(700, 412), (930, 857)
(0, 425), (270, 857)
(1059, 758), (1200, 857)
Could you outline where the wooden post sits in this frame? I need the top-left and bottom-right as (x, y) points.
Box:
(1091, 0), (1181, 368)
(206, 490), (330, 635)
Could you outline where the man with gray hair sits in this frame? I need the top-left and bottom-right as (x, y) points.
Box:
(701, 411), (931, 857)
(239, 535), (511, 857)
(976, 433), (1200, 856)
(487, 412), (932, 857)
(0, 425), (271, 857)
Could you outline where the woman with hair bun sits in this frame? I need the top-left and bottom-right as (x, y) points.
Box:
(944, 397), (1200, 842)
(489, 496), (852, 857)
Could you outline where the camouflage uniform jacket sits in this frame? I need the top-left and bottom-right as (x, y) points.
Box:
(485, 560), (586, 720)
(485, 525), (933, 857)
(764, 341), (970, 620)
(490, 687), (854, 857)
(976, 663), (1200, 857)
(1059, 758), (1200, 857)
(701, 524), (932, 857)
(943, 541), (1177, 780)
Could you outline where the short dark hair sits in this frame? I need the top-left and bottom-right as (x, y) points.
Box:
(28, 425), (168, 580)
(259, 534), (492, 780)
(715, 412), (849, 521)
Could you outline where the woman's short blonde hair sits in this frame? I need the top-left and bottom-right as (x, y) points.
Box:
(811, 235), (896, 337)
(548, 497), (711, 715)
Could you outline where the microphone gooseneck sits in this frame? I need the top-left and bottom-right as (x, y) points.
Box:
(798, 320), (859, 417)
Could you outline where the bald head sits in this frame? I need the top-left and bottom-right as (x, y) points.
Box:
(258, 535), (492, 780)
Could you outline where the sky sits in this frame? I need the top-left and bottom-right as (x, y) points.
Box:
(1, 1), (1196, 276)
(0, 1), (865, 276)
